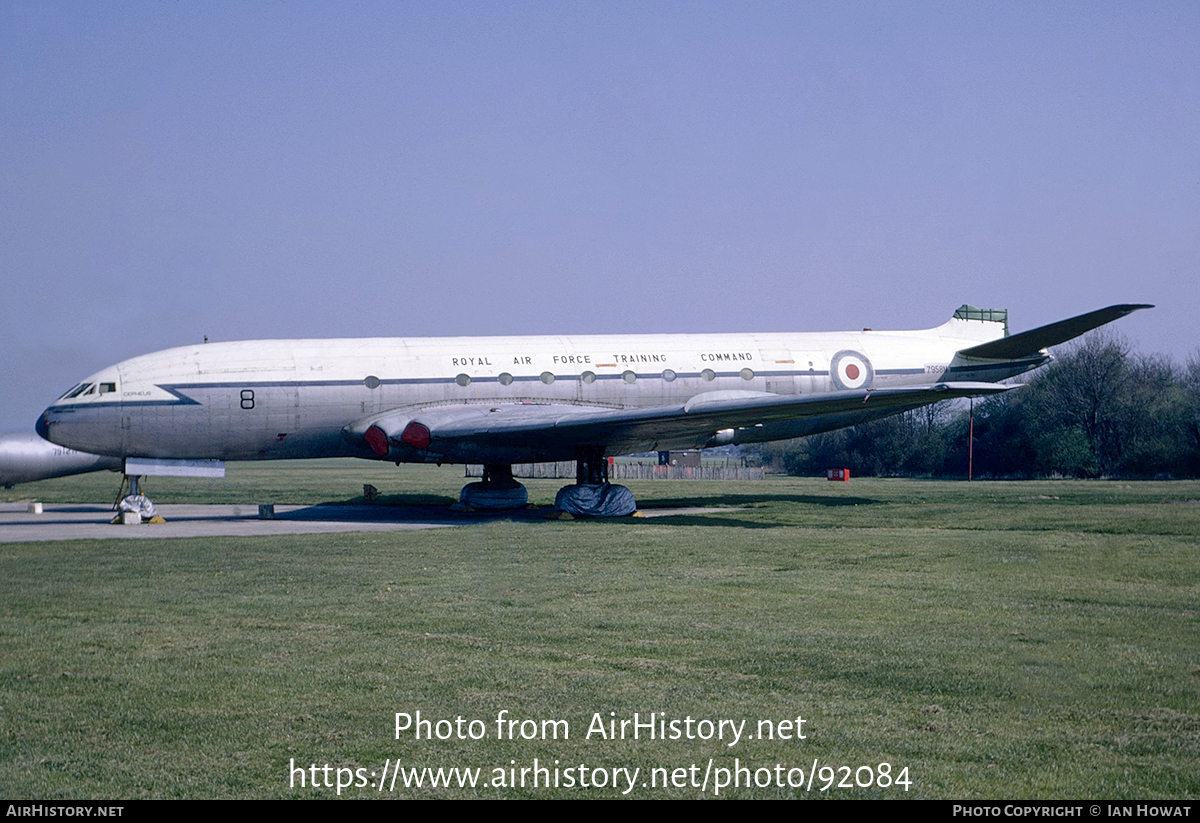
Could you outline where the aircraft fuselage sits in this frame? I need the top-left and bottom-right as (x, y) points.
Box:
(37, 318), (1038, 464)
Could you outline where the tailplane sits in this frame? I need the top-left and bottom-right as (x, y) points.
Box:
(955, 304), (1152, 360)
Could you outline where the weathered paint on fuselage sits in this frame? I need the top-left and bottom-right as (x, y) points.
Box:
(38, 317), (1037, 463)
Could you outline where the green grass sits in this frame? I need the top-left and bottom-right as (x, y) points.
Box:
(2, 464), (1198, 798)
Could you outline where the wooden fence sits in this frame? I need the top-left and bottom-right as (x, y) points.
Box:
(465, 462), (764, 481)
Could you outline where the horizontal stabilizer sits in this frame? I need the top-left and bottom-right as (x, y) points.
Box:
(956, 304), (1152, 360)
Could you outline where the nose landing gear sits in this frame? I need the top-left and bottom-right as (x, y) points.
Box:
(112, 474), (165, 524)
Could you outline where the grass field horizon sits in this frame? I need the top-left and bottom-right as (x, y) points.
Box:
(2, 463), (1197, 798)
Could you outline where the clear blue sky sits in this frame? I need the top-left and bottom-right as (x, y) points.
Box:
(2, 1), (1196, 430)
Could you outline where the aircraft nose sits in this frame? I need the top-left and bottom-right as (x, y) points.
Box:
(35, 410), (51, 441)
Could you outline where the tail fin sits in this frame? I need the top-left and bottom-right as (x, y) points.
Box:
(950, 304), (1009, 335)
(955, 304), (1152, 360)
(935, 304), (1010, 348)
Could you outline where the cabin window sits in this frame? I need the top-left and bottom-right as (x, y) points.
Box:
(455, 373), (471, 387)
(363, 375), (381, 389)
(540, 372), (555, 385)
(701, 369), (715, 381)
(662, 369), (676, 382)
(740, 368), (755, 381)
(580, 371), (596, 384)
(622, 370), (637, 384)
(498, 372), (514, 386)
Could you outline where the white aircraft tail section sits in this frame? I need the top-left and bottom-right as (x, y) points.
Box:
(934, 304), (1010, 347)
(955, 304), (1153, 360)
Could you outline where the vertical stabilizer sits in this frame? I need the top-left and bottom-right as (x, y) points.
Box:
(936, 304), (1010, 347)
(952, 305), (1008, 336)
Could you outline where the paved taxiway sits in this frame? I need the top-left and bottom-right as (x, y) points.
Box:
(0, 502), (730, 543)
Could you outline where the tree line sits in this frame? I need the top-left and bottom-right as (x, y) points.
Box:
(754, 333), (1200, 479)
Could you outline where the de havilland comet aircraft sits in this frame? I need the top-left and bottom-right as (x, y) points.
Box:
(35, 303), (1150, 516)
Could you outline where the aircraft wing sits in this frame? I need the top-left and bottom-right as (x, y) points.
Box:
(348, 382), (1013, 462)
(955, 304), (1153, 360)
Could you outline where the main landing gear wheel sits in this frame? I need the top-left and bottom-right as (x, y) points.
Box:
(554, 448), (637, 518)
(457, 464), (529, 510)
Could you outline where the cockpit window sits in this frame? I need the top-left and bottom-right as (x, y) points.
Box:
(58, 384), (83, 399)
(99, 383), (116, 394)
(65, 383), (94, 399)
(82, 385), (96, 396)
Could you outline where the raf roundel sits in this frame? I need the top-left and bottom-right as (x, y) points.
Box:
(830, 350), (874, 391)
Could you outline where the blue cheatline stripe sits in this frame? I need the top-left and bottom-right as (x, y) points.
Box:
(48, 364), (989, 411)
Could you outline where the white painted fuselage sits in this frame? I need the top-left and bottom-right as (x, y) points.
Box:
(38, 312), (1034, 464)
